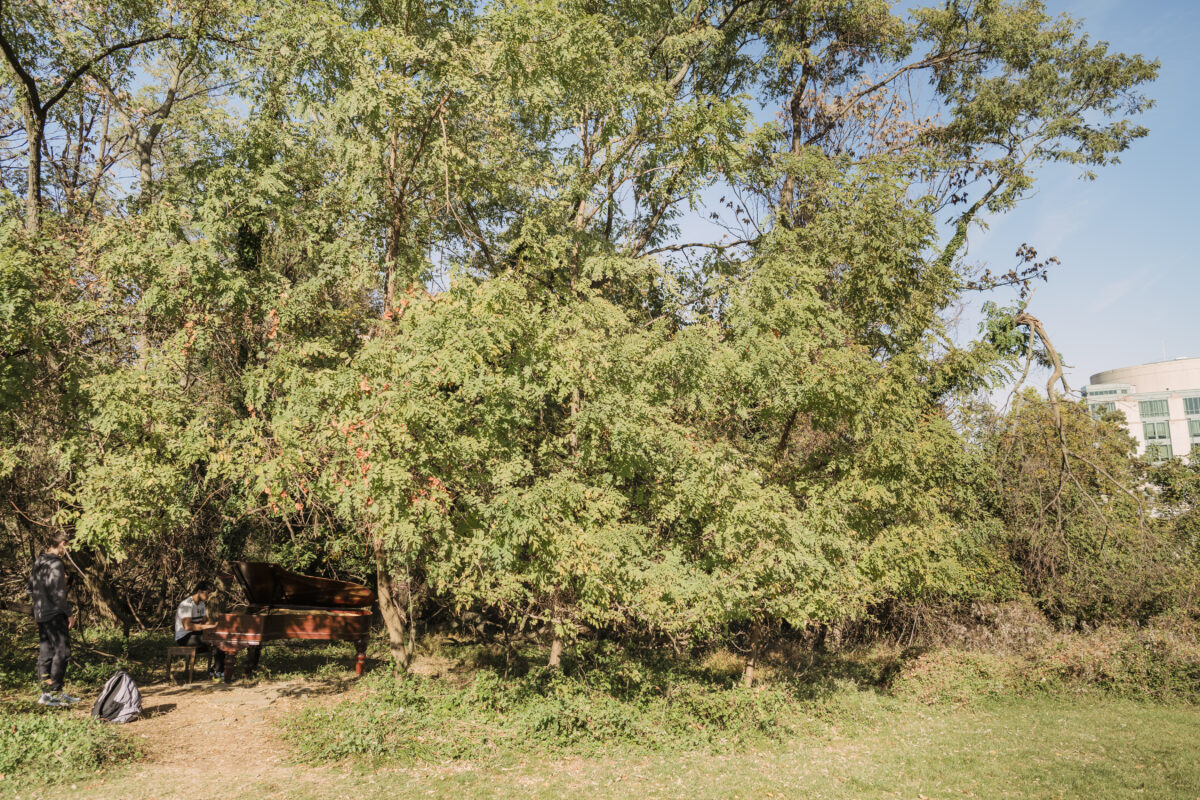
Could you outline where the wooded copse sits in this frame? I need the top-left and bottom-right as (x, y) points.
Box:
(1, 0), (1190, 682)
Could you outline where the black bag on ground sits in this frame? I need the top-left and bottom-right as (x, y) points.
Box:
(90, 669), (142, 724)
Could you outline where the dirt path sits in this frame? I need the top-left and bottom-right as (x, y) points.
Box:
(58, 678), (355, 800)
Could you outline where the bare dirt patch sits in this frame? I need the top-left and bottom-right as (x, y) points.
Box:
(42, 677), (357, 800)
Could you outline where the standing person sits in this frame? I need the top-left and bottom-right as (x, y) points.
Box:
(26, 532), (80, 706)
(174, 582), (225, 680)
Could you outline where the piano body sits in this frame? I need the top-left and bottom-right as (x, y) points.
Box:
(201, 561), (375, 682)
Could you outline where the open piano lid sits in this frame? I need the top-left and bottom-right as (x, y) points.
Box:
(230, 561), (376, 608)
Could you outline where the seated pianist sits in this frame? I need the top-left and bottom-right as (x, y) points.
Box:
(174, 581), (226, 680)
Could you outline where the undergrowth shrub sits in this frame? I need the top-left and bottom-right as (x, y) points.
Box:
(0, 707), (137, 783)
(890, 650), (1021, 704)
(1030, 617), (1200, 701)
(935, 599), (1055, 653)
(890, 609), (1200, 704)
(287, 665), (802, 765)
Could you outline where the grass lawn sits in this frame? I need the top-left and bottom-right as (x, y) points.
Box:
(301, 696), (1200, 800)
(3, 617), (1197, 799)
(17, 694), (1197, 800)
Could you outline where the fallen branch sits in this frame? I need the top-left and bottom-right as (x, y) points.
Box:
(1012, 310), (1146, 537)
(80, 644), (147, 666)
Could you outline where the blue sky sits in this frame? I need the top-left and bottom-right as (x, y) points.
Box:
(962, 0), (1199, 390)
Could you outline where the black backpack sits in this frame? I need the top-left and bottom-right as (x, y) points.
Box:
(90, 669), (142, 724)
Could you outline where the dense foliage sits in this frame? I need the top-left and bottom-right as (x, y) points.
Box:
(0, 0), (1187, 681)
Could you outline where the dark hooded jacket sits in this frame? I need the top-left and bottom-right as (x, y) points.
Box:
(26, 553), (72, 623)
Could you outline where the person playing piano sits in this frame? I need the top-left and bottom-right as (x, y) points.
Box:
(173, 582), (226, 680)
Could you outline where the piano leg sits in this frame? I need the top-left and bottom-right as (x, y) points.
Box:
(246, 644), (262, 676)
(223, 649), (237, 683)
(355, 640), (367, 676)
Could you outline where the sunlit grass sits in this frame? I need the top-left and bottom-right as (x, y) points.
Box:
(5, 617), (1198, 799)
(36, 693), (1200, 800)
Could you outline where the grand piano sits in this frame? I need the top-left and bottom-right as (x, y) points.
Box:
(201, 561), (375, 682)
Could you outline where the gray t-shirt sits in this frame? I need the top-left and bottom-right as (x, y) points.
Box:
(174, 596), (206, 641)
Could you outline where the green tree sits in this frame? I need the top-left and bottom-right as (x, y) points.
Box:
(980, 392), (1194, 622)
(0, 0), (1168, 681)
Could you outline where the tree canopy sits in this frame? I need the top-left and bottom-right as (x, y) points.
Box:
(0, 0), (1174, 677)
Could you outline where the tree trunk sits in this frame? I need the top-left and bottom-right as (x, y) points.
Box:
(779, 34), (811, 226)
(23, 106), (43, 234)
(373, 533), (417, 674)
(547, 627), (563, 669)
(547, 594), (564, 668)
(742, 623), (762, 688)
(383, 133), (404, 312)
(136, 137), (154, 199)
(812, 622), (828, 653)
(68, 554), (134, 637)
(568, 387), (580, 456)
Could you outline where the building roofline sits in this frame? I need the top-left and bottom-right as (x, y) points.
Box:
(1089, 356), (1200, 386)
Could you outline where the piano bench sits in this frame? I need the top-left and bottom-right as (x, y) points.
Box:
(166, 646), (200, 683)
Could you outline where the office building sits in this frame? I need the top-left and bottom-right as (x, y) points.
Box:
(1082, 357), (1200, 461)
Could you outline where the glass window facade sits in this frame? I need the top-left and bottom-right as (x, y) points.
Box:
(1186, 397), (1200, 416)
(1144, 420), (1172, 462)
(1139, 399), (1169, 418)
(1144, 421), (1169, 441)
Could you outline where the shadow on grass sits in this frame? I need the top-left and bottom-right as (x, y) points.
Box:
(2, 609), (921, 709)
(436, 634), (917, 706)
(272, 676), (360, 697)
